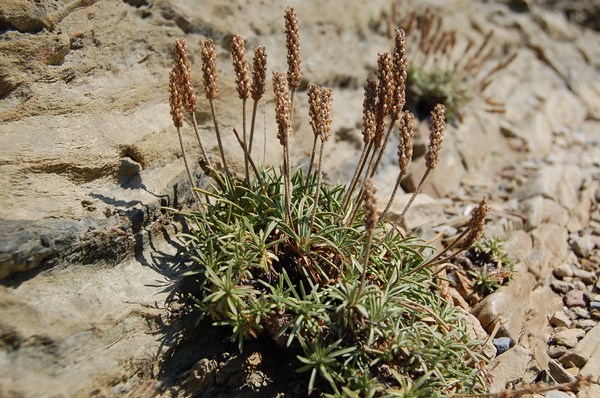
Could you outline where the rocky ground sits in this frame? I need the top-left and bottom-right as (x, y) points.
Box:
(1, 0), (599, 397)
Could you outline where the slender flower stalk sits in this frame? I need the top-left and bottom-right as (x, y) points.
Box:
(357, 179), (377, 299)
(169, 65), (200, 205)
(386, 104), (445, 239)
(273, 72), (292, 224)
(285, 6), (301, 117)
(304, 83), (322, 190)
(309, 87), (333, 230)
(231, 35), (251, 182)
(377, 111), (414, 224)
(201, 39), (231, 181)
(341, 79), (377, 213)
(249, 46), (267, 157)
(405, 197), (489, 278)
(173, 38), (212, 169)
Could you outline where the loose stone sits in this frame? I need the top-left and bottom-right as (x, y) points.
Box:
(553, 264), (573, 279)
(493, 337), (512, 355)
(550, 311), (572, 328)
(552, 280), (575, 294)
(565, 289), (587, 308)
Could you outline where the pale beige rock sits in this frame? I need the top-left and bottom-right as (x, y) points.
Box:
(516, 166), (583, 214)
(552, 327), (585, 348)
(383, 193), (446, 231)
(578, 383), (600, 398)
(458, 308), (497, 359)
(559, 324), (600, 369)
(488, 345), (533, 393)
(550, 311), (572, 328)
(520, 196), (570, 231)
(530, 224), (569, 277)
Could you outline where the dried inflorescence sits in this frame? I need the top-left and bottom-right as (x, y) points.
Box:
(374, 52), (394, 148)
(201, 40), (219, 100)
(398, 110), (414, 175)
(284, 6), (301, 90)
(363, 179), (378, 233)
(231, 35), (251, 100)
(251, 46), (267, 101)
(174, 38), (197, 112)
(168, 66), (184, 128)
(425, 103), (445, 170)
(461, 196), (489, 249)
(307, 83), (322, 138)
(273, 72), (291, 146)
(362, 79), (377, 144)
(391, 28), (408, 120)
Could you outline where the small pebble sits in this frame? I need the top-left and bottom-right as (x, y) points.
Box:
(548, 344), (568, 358)
(572, 268), (597, 285)
(492, 337), (511, 355)
(571, 307), (590, 319)
(574, 318), (597, 331)
(591, 310), (600, 320)
(590, 301), (600, 311)
(552, 328), (585, 348)
(570, 235), (594, 258)
(552, 280), (575, 294)
(550, 311), (572, 328)
(565, 289), (587, 308)
(553, 264), (573, 279)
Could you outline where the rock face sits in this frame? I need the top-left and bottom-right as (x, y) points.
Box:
(1, 0), (599, 396)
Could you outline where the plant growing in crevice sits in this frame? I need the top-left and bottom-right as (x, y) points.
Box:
(166, 7), (494, 397)
(386, 5), (517, 121)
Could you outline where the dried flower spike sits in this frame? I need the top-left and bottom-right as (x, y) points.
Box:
(398, 110), (414, 175)
(362, 79), (377, 144)
(174, 38), (197, 112)
(318, 88), (333, 141)
(284, 6), (301, 89)
(425, 104), (445, 169)
(232, 35), (251, 100)
(461, 197), (489, 249)
(273, 72), (291, 146)
(307, 83), (322, 138)
(251, 46), (267, 101)
(391, 28), (407, 120)
(201, 39), (218, 100)
(374, 52), (393, 148)
(169, 65), (184, 128)
(364, 178), (378, 233)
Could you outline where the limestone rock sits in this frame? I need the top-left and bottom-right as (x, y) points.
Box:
(559, 324), (600, 368)
(552, 327), (585, 348)
(383, 193), (446, 231)
(516, 166), (583, 214)
(520, 196), (570, 231)
(488, 345), (533, 393)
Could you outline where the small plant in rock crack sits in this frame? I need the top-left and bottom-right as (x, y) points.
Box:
(467, 236), (515, 295)
(385, 5), (517, 121)
(167, 7), (492, 397)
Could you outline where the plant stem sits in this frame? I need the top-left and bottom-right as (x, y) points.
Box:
(377, 171), (404, 225)
(242, 98), (249, 183)
(175, 126), (201, 206)
(384, 168), (431, 240)
(304, 134), (319, 194)
(232, 128), (261, 182)
(309, 139), (325, 230)
(209, 98), (231, 182)
(190, 112), (213, 169)
(249, 99), (259, 156)
(341, 141), (372, 213)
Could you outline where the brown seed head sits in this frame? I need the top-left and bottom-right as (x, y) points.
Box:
(397, 111), (414, 175)
(375, 52), (393, 148)
(425, 104), (445, 169)
(173, 38), (197, 112)
(169, 65), (184, 128)
(201, 40), (218, 100)
(284, 6), (302, 89)
(231, 35), (250, 100)
(318, 87), (333, 142)
(363, 178), (378, 233)
(273, 72), (291, 146)
(307, 83), (322, 137)
(362, 79), (377, 144)
(391, 28), (408, 120)
(251, 46), (267, 101)
(461, 197), (489, 249)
